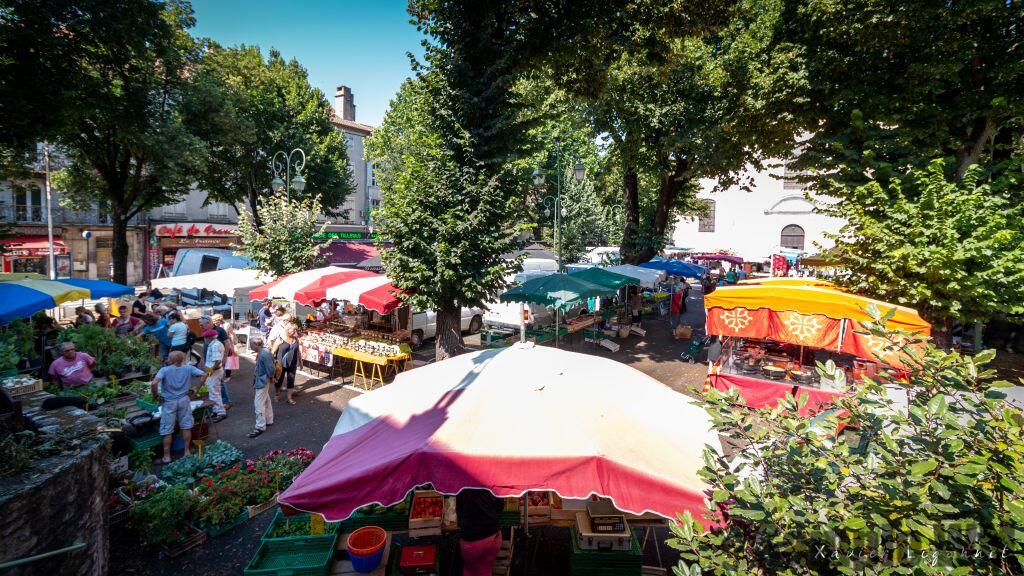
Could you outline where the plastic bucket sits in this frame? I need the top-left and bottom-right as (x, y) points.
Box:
(347, 526), (386, 573)
(170, 435), (184, 452)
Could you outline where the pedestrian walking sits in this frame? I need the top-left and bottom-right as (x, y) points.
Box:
(275, 325), (301, 405)
(203, 329), (227, 422)
(248, 336), (275, 438)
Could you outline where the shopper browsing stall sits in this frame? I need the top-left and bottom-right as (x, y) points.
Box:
(48, 341), (95, 388)
(150, 350), (207, 463)
(275, 325), (301, 405)
(203, 329), (227, 422)
(456, 489), (503, 576)
(166, 312), (190, 354)
(200, 316), (231, 407)
(113, 304), (142, 336)
(248, 335), (275, 438)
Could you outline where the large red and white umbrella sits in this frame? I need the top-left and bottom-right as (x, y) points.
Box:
(249, 266), (402, 314)
(279, 343), (722, 525)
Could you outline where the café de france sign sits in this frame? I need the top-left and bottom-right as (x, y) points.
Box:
(154, 223), (239, 238)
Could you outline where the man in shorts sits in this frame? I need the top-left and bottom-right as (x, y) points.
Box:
(150, 350), (207, 463)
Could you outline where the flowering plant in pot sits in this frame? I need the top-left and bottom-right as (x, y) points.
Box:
(129, 484), (196, 547)
(195, 467), (248, 527)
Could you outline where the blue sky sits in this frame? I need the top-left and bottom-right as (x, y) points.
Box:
(190, 0), (425, 127)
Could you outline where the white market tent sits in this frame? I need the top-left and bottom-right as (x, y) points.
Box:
(150, 268), (272, 295)
(606, 264), (664, 288)
(280, 343), (722, 524)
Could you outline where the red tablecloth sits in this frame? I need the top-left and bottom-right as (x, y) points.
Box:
(707, 372), (846, 417)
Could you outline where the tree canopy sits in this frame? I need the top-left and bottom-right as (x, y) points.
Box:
(783, 0), (1024, 185)
(826, 159), (1024, 340)
(50, 0), (203, 284)
(183, 44), (354, 223)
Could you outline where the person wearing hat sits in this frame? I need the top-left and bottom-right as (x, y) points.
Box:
(203, 328), (227, 421)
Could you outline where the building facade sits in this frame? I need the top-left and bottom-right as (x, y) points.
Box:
(671, 159), (845, 264)
(0, 163), (147, 284)
(1, 84), (380, 284)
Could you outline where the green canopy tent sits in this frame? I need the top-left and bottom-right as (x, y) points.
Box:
(567, 266), (640, 290)
(499, 273), (618, 347)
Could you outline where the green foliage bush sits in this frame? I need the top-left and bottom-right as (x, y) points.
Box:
(670, 308), (1024, 574)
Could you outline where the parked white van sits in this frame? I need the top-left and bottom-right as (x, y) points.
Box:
(410, 307), (485, 349)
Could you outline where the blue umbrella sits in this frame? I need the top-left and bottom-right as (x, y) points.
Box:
(640, 259), (706, 278)
(0, 278), (134, 324)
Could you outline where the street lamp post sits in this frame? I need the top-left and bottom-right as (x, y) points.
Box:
(270, 148), (307, 200)
(531, 151), (586, 349)
(531, 160), (586, 272)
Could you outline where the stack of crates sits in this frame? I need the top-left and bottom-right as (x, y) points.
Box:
(568, 527), (643, 576)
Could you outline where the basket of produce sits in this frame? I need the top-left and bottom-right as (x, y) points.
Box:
(0, 375), (43, 396)
(262, 509), (339, 542)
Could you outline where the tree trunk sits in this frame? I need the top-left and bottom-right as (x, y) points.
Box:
(434, 305), (466, 361)
(111, 211), (129, 285)
(619, 169), (641, 264)
(248, 186), (263, 230)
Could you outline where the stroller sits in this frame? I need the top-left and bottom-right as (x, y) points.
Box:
(680, 334), (710, 363)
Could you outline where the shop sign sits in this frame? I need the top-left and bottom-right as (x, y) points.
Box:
(154, 223), (238, 238)
(160, 237), (236, 248)
(312, 231), (379, 240)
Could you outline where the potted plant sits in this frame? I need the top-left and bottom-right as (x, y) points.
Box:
(129, 484), (204, 554)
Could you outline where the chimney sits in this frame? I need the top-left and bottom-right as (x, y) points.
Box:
(335, 85), (356, 121)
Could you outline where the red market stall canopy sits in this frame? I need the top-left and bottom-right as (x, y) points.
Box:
(249, 266), (403, 314)
(704, 284), (930, 364)
(691, 252), (744, 265)
(279, 343), (722, 526)
(3, 235), (67, 257)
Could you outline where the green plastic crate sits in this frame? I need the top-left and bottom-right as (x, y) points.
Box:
(126, 430), (162, 451)
(339, 503), (410, 533)
(263, 509), (339, 542)
(569, 527), (643, 576)
(201, 509), (249, 537)
(244, 534), (338, 576)
(498, 510), (521, 527)
(136, 397), (159, 412)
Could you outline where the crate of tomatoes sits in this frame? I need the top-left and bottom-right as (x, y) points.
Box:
(408, 490), (444, 536)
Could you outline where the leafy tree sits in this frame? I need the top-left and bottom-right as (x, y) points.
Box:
(534, 167), (608, 266)
(544, 0), (805, 263)
(824, 159), (1024, 346)
(671, 309), (1024, 575)
(183, 44), (354, 225)
(234, 193), (330, 277)
(368, 73), (526, 361)
(0, 0), (123, 155)
(49, 0), (203, 285)
(368, 1), (540, 360)
(781, 0), (1024, 185)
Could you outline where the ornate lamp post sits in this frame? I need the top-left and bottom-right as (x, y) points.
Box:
(270, 148), (307, 200)
(531, 160), (586, 271)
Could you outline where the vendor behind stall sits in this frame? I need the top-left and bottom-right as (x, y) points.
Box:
(456, 488), (503, 576)
(48, 341), (95, 388)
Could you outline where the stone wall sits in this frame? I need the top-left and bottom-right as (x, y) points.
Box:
(0, 408), (110, 576)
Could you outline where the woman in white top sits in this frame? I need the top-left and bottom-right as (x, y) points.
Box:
(166, 312), (190, 355)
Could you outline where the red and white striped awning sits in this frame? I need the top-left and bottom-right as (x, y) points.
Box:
(248, 266), (403, 314)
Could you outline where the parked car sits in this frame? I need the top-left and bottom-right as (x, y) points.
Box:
(410, 307), (485, 349)
(167, 249), (254, 277)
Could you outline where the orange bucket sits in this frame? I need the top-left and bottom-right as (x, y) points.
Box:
(348, 525), (387, 556)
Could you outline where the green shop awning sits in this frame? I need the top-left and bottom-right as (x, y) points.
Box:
(499, 273), (617, 311)
(568, 267), (639, 290)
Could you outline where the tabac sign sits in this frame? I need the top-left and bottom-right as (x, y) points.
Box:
(154, 223), (238, 238)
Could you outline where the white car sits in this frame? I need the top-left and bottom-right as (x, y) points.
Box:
(410, 307), (484, 349)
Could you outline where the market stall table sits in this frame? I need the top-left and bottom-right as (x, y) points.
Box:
(332, 346), (411, 390)
(706, 371), (847, 417)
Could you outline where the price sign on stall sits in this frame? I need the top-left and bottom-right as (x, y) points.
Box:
(309, 513), (325, 535)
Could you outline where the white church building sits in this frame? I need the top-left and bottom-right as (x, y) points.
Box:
(671, 158), (844, 264)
